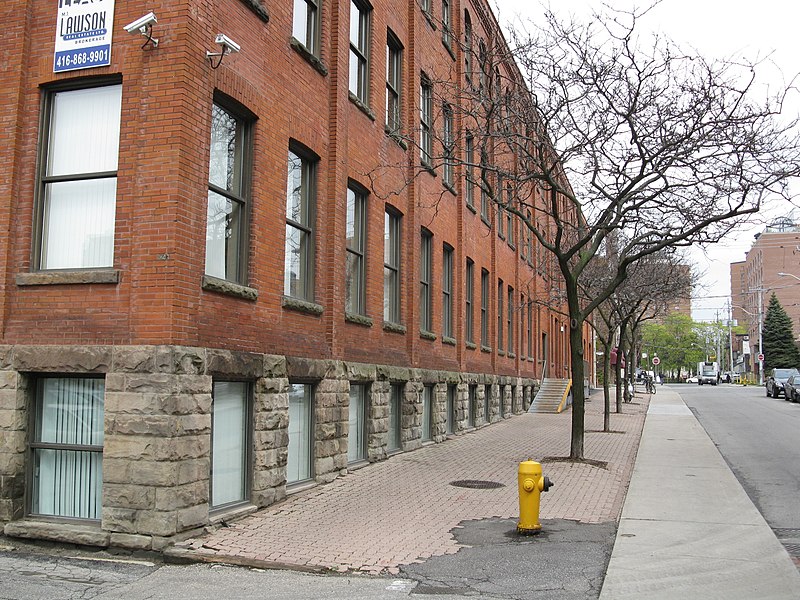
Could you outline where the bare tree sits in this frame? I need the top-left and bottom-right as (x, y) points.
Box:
(374, 3), (800, 459)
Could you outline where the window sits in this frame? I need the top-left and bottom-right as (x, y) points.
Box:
(528, 302), (534, 359)
(480, 268), (489, 346)
(497, 279), (504, 351)
(443, 103), (454, 186)
(349, 0), (371, 104)
(293, 0), (320, 55)
(420, 74), (433, 165)
(211, 382), (250, 509)
(467, 384), (476, 428)
(206, 100), (253, 284)
(521, 293), (526, 357)
(348, 384), (368, 462)
(386, 31), (403, 134)
(464, 11), (473, 84)
(288, 383), (314, 484)
(507, 286), (514, 354)
(478, 41), (487, 94)
(465, 133), (474, 208)
(465, 258), (474, 343)
(480, 169), (490, 221)
(37, 84), (121, 270)
(483, 384), (491, 423)
(420, 0), (430, 13)
(346, 185), (367, 315)
(384, 208), (401, 323)
(442, 244), (453, 338)
(285, 147), (317, 301)
(441, 0), (451, 47)
(497, 176), (505, 240)
(420, 229), (433, 332)
(30, 377), (104, 520)
(388, 384), (403, 452)
(422, 385), (433, 441)
(526, 209), (534, 266)
(506, 186), (514, 248)
(446, 385), (456, 435)
(499, 384), (505, 417)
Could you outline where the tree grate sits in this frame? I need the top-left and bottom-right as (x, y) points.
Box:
(450, 479), (505, 489)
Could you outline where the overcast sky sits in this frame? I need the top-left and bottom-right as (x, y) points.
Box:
(493, 0), (800, 321)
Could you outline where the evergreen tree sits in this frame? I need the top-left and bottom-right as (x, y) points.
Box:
(762, 293), (800, 371)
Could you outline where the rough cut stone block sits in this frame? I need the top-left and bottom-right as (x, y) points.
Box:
(109, 532), (152, 550)
(206, 349), (262, 378)
(126, 460), (180, 487)
(155, 481), (208, 511)
(176, 505), (207, 531)
(108, 414), (177, 437)
(177, 458), (210, 485)
(102, 507), (139, 534)
(137, 510), (179, 537)
(13, 346), (111, 373)
(263, 354), (287, 378)
(103, 484), (155, 510)
(112, 346), (155, 373)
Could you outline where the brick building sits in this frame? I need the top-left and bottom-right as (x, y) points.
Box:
(730, 216), (800, 378)
(0, 0), (589, 550)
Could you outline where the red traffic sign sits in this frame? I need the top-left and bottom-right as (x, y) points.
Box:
(758, 353), (764, 362)
(652, 357), (660, 366)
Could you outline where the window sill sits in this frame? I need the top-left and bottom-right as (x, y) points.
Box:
(289, 37), (328, 76)
(349, 92), (376, 121)
(420, 330), (437, 341)
(466, 202), (477, 214)
(443, 181), (457, 196)
(4, 519), (109, 547)
(508, 352), (516, 359)
(345, 312), (373, 327)
(481, 215), (491, 228)
(282, 295), (324, 316)
(383, 321), (407, 334)
(422, 9), (438, 30)
(466, 341), (477, 350)
(498, 350), (506, 356)
(442, 336), (456, 346)
(481, 345), (492, 353)
(287, 479), (317, 495)
(384, 126), (408, 150)
(421, 160), (437, 177)
(202, 275), (258, 301)
(240, 0), (269, 22)
(442, 39), (456, 61)
(16, 269), (120, 286)
(347, 459), (370, 471)
(209, 502), (257, 524)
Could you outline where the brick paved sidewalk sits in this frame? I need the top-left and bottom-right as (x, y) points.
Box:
(172, 393), (649, 575)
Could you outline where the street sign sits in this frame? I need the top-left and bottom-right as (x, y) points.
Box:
(652, 357), (660, 366)
(758, 353), (764, 362)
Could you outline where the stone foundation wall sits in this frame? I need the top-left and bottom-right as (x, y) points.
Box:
(0, 344), (537, 551)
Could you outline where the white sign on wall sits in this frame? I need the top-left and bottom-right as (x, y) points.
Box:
(54, 0), (115, 73)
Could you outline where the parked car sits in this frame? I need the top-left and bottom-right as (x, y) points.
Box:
(765, 368), (800, 398)
(685, 376), (698, 384)
(784, 375), (800, 402)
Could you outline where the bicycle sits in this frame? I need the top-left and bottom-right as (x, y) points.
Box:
(645, 377), (657, 394)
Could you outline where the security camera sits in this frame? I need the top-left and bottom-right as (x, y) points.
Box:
(214, 34), (241, 55)
(124, 12), (157, 34)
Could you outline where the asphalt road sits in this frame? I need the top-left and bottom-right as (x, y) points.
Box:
(678, 382), (800, 546)
(0, 518), (615, 600)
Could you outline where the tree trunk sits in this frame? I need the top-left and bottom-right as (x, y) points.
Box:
(569, 318), (586, 459)
(603, 349), (611, 432)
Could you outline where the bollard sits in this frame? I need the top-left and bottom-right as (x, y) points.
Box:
(517, 459), (553, 533)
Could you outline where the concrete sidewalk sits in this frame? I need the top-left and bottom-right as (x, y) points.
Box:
(600, 388), (800, 599)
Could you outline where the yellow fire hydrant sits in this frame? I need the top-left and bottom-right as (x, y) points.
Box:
(517, 459), (553, 534)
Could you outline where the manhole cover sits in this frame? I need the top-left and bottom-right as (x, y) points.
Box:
(450, 479), (505, 489)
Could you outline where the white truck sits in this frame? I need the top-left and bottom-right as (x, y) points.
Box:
(698, 361), (719, 385)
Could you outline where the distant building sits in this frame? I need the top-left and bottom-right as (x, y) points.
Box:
(730, 216), (800, 378)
